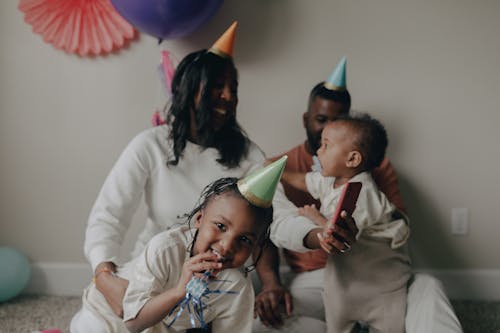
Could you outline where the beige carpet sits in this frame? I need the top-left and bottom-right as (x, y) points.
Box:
(0, 295), (80, 333)
(1, 295), (500, 333)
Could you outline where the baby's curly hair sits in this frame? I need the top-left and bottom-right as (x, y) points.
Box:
(337, 113), (388, 172)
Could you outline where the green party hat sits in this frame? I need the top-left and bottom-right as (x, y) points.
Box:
(237, 156), (288, 208)
(324, 56), (347, 91)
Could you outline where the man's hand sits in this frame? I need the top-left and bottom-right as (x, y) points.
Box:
(254, 282), (293, 328)
(319, 210), (358, 254)
(304, 211), (359, 253)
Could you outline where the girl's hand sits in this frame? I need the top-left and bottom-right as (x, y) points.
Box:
(298, 204), (328, 227)
(175, 252), (222, 296)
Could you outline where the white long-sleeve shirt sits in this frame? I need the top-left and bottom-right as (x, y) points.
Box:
(84, 125), (316, 271)
(305, 171), (410, 248)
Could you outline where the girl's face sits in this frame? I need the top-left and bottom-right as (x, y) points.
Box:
(194, 65), (239, 132)
(193, 193), (261, 270)
(316, 121), (356, 178)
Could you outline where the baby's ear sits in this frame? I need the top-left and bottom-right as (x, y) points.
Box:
(194, 210), (203, 228)
(346, 150), (362, 168)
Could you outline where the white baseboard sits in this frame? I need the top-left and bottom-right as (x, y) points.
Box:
(23, 263), (500, 300)
(416, 269), (500, 301)
(24, 262), (92, 296)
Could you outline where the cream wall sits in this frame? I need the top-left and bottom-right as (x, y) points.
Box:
(1, 0), (499, 277)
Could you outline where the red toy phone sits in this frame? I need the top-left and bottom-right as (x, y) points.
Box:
(328, 182), (362, 229)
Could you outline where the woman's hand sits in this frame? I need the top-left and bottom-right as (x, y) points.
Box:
(94, 262), (129, 318)
(254, 282), (293, 328)
(175, 252), (222, 296)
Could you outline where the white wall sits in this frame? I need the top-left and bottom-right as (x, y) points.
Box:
(1, 0), (500, 293)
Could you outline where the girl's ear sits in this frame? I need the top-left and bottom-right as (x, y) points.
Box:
(194, 210), (203, 228)
(346, 150), (362, 168)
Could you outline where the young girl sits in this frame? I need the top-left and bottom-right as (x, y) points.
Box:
(281, 114), (411, 333)
(71, 156), (286, 333)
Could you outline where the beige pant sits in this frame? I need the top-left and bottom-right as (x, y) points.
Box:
(323, 237), (411, 333)
(252, 272), (462, 333)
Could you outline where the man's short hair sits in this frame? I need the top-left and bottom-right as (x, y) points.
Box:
(308, 82), (351, 114)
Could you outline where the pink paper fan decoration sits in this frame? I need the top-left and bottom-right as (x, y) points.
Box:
(18, 0), (136, 56)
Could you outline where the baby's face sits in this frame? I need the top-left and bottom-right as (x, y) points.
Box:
(193, 193), (261, 270)
(316, 121), (356, 178)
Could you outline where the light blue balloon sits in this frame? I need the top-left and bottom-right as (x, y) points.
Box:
(0, 247), (31, 302)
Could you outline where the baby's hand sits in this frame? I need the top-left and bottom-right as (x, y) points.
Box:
(317, 228), (335, 253)
(263, 159), (273, 167)
(176, 252), (222, 296)
(298, 204), (328, 227)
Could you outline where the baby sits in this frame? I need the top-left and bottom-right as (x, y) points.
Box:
(282, 114), (411, 333)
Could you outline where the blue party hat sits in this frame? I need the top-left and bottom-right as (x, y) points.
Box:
(324, 56), (347, 91)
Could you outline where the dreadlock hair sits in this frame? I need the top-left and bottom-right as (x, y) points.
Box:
(308, 82), (352, 114)
(336, 113), (388, 172)
(185, 177), (273, 273)
(166, 50), (249, 168)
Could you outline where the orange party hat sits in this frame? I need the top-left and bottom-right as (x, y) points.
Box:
(209, 21), (238, 58)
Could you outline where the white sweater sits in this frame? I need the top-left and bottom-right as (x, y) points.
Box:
(84, 125), (316, 271)
(306, 171), (410, 248)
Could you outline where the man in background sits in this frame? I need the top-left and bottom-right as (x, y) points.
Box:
(253, 58), (462, 333)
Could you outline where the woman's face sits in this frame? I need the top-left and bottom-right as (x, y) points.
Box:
(194, 65), (238, 132)
(193, 193), (262, 271)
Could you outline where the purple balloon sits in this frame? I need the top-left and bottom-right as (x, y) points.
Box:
(111, 0), (224, 40)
